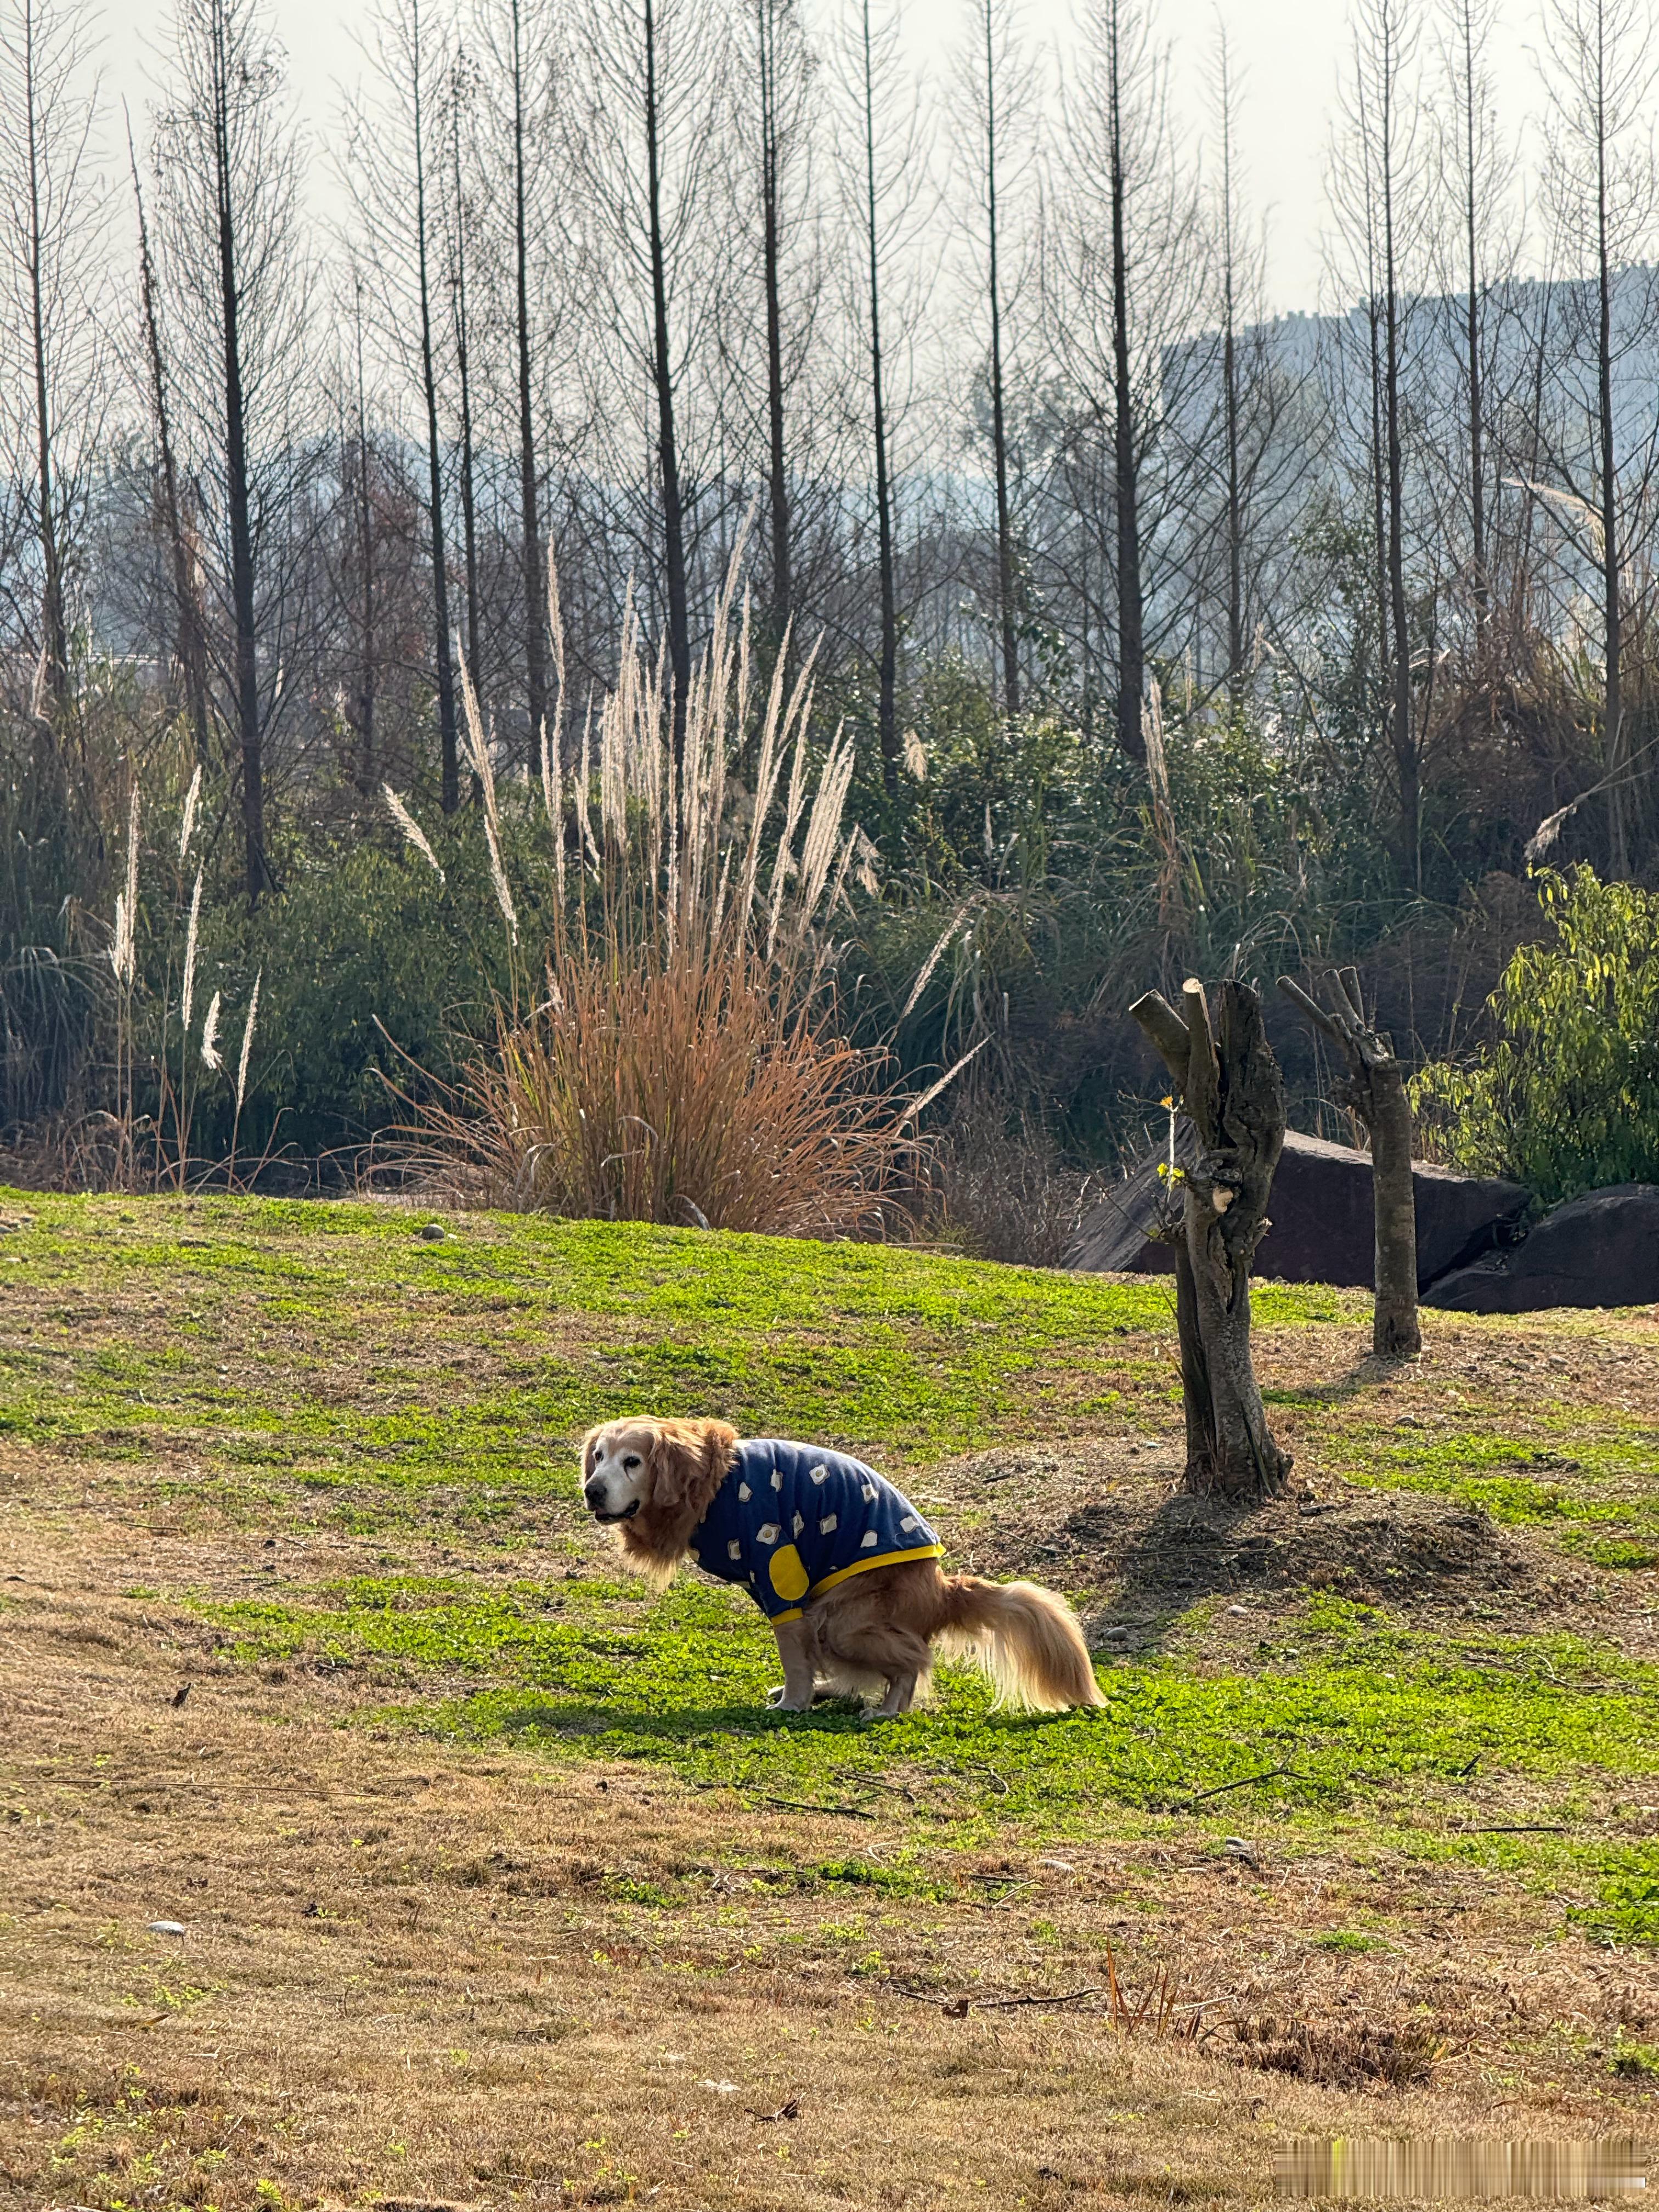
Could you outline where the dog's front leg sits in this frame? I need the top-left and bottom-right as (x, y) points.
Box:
(766, 1617), (818, 1712)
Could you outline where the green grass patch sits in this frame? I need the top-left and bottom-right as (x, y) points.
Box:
(0, 1190), (1362, 1517)
(1569, 1850), (1659, 1947)
(185, 1576), (1659, 1921)
(1572, 1539), (1659, 1570)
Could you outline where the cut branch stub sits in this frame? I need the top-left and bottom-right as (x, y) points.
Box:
(1130, 977), (1291, 1506)
(1128, 989), (1189, 1089)
(1277, 972), (1421, 1362)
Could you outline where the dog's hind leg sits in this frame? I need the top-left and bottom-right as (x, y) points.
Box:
(871, 1668), (920, 1719)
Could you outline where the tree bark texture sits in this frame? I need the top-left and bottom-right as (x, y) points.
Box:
(859, 0), (899, 795)
(642, 0), (692, 766)
(209, 0), (266, 903)
(132, 142), (211, 769)
(449, 79), (481, 799)
(1378, 35), (1417, 889)
(1457, 0), (1487, 652)
(411, 0), (459, 814)
(1106, 0), (1145, 766)
(1129, 977), (1291, 1504)
(757, 0), (791, 635)
(21, 0), (67, 716)
(509, 0), (548, 758)
(1278, 969), (1421, 1360)
(982, 0), (1018, 718)
(1595, 57), (1625, 876)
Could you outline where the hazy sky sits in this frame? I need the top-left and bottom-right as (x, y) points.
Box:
(105, 0), (1548, 318)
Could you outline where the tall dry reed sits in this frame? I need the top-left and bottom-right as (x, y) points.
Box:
(407, 543), (961, 1233)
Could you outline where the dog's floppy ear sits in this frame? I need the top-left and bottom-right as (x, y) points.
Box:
(641, 1419), (737, 1517)
(579, 1424), (605, 1481)
(642, 1420), (700, 1515)
(697, 1419), (739, 1495)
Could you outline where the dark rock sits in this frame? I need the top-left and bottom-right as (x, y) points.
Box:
(1425, 1182), (1659, 1311)
(1068, 1128), (1531, 1291)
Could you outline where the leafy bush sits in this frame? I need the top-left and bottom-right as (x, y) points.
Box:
(1412, 867), (1659, 1203)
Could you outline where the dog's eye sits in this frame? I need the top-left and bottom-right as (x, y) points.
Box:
(623, 1454), (641, 1470)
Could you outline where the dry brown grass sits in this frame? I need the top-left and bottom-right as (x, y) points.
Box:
(3, 1494), (1655, 2211)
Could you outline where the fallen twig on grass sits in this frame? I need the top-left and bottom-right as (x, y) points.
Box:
(965, 1985), (1102, 2012)
(752, 1792), (876, 1821)
(1179, 1764), (1298, 1809)
(1455, 1823), (1568, 1835)
(856, 1774), (918, 1803)
(686, 1780), (878, 1820)
(889, 1982), (1102, 2016)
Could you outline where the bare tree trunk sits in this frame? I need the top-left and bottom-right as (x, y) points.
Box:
(449, 66), (482, 770)
(1214, 27), (1243, 695)
(858, 0), (899, 795)
(410, 0), (458, 813)
(1368, 291), (1389, 715)
(1130, 978), (1291, 1504)
(508, 0), (548, 757)
(1594, 35), (1625, 876)
(351, 287), (377, 791)
(981, 0), (1018, 718)
(757, 0), (791, 636)
(642, 0), (692, 763)
(1279, 969), (1421, 1361)
(20, 0), (67, 715)
(131, 133), (211, 769)
(1378, 25), (1417, 890)
(1107, 0), (1144, 766)
(208, 0), (266, 903)
(1455, 0), (1488, 653)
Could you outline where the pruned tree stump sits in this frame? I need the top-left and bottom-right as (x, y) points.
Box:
(1130, 977), (1292, 1505)
(1278, 968), (1421, 1362)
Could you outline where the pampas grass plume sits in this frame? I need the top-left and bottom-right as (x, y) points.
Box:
(178, 765), (201, 864)
(383, 785), (445, 882)
(109, 784), (140, 986)
(181, 867), (203, 1033)
(236, 971), (261, 1112)
(201, 991), (223, 1072)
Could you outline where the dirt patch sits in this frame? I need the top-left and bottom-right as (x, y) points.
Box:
(944, 1444), (1591, 1633)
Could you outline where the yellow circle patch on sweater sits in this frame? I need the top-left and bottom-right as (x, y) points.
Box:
(768, 1544), (810, 1602)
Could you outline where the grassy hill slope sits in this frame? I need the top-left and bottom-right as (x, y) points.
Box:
(2, 1193), (1656, 2209)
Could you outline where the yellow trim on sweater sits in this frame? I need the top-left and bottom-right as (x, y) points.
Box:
(772, 1606), (804, 1624)
(808, 1543), (944, 1599)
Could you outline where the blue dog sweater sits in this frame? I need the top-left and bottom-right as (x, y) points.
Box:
(687, 1438), (943, 1623)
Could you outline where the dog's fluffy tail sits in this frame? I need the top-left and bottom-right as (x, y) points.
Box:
(938, 1576), (1104, 1712)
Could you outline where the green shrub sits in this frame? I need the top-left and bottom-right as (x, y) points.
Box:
(1412, 867), (1659, 1203)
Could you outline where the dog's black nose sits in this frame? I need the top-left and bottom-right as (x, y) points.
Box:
(583, 1477), (605, 1508)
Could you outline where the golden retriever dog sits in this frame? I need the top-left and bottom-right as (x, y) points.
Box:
(580, 1416), (1103, 1719)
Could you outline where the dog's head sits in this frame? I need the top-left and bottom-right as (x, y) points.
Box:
(579, 1416), (738, 1582)
(580, 1418), (662, 1525)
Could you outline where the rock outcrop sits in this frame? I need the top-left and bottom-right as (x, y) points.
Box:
(1068, 1128), (1531, 1293)
(1424, 1182), (1659, 1311)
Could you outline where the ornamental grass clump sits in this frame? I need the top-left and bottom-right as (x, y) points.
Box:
(403, 551), (958, 1234)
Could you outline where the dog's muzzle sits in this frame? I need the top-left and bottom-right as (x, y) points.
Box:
(584, 1480), (640, 1525)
